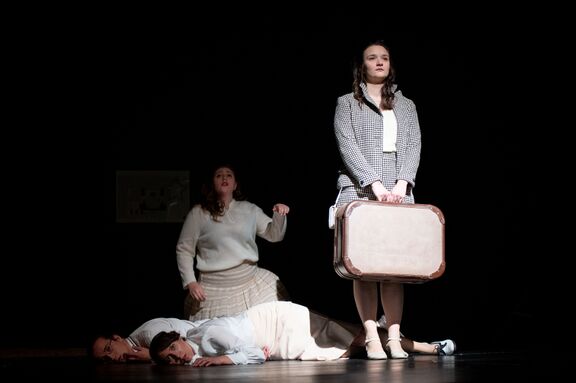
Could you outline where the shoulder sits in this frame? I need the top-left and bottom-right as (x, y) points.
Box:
(335, 93), (355, 111)
(164, 318), (186, 324)
(141, 317), (164, 325)
(394, 89), (417, 111)
(234, 200), (265, 216)
(234, 200), (257, 208)
(131, 318), (163, 333)
(189, 204), (206, 216)
(394, 89), (415, 105)
(140, 318), (167, 326)
(337, 92), (354, 102)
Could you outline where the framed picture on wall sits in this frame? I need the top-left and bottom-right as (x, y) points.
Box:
(116, 170), (190, 223)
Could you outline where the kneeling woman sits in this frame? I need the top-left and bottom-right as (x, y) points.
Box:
(150, 301), (455, 366)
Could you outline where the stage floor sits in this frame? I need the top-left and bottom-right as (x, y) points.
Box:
(0, 348), (564, 382)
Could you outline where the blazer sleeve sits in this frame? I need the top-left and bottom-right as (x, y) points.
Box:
(334, 96), (381, 188)
(397, 99), (421, 187)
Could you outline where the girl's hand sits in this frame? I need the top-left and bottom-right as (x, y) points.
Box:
(273, 204), (290, 215)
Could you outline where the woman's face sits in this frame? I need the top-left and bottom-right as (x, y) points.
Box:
(92, 335), (133, 362)
(213, 167), (237, 197)
(363, 44), (390, 84)
(158, 338), (193, 365)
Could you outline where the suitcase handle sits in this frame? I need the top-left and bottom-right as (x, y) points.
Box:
(328, 188), (343, 229)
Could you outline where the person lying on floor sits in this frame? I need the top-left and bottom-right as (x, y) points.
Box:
(88, 309), (371, 363)
(149, 301), (455, 366)
(88, 308), (365, 364)
(90, 317), (209, 363)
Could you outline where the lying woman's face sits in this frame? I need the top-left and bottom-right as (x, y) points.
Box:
(158, 338), (194, 365)
(92, 335), (133, 363)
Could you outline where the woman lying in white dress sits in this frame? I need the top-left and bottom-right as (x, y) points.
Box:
(149, 301), (455, 366)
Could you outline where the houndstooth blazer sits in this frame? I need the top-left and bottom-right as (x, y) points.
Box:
(334, 83), (422, 193)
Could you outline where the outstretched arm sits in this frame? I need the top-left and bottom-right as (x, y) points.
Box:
(192, 355), (234, 367)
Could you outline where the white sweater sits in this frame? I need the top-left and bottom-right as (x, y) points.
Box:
(176, 199), (287, 287)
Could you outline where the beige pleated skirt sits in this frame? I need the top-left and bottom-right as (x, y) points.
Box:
(246, 301), (354, 361)
(184, 262), (290, 321)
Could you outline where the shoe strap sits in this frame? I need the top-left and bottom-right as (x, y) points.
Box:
(364, 337), (381, 345)
(434, 342), (447, 355)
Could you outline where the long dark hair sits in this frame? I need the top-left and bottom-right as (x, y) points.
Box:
(352, 39), (396, 110)
(200, 162), (245, 221)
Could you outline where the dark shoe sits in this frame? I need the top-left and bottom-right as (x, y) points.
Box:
(431, 339), (456, 356)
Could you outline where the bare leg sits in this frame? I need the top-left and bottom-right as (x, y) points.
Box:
(353, 280), (379, 323)
(380, 282), (408, 358)
(406, 340), (438, 354)
(381, 331), (439, 354)
(353, 280), (386, 358)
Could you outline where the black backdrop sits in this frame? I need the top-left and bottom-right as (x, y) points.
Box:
(2, 25), (567, 353)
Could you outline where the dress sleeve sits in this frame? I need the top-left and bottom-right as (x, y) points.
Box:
(199, 326), (266, 365)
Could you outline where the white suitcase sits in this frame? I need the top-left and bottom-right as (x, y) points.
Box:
(333, 200), (445, 283)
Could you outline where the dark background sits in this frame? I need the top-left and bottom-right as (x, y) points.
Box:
(2, 20), (569, 353)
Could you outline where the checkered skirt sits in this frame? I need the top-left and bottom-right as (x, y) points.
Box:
(184, 262), (290, 320)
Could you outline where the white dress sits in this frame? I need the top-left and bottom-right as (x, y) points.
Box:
(183, 301), (355, 365)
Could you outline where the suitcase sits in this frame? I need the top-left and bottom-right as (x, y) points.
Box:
(333, 200), (445, 283)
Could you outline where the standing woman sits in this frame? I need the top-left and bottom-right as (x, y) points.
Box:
(333, 40), (422, 359)
(176, 163), (291, 320)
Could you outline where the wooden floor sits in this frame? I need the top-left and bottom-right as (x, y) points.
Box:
(0, 349), (567, 382)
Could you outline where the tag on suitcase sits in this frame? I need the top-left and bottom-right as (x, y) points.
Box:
(333, 200), (445, 283)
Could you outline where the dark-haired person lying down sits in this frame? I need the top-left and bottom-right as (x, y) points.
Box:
(150, 301), (455, 366)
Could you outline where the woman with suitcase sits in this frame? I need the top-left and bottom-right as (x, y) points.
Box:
(333, 39), (422, 359)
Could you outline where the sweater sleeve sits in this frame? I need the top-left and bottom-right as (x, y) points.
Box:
(176, 206), (202, 287)
(255, 207), (286, 243)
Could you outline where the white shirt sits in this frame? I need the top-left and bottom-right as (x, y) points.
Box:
(381, 109), (398, 152)
(185, 312), (265, 365)
(126, 317), (208, 348)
